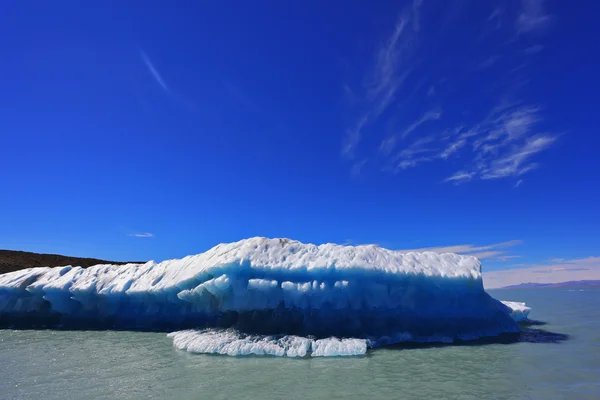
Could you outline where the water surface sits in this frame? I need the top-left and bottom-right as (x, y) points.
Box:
(1, 289), (598, 399)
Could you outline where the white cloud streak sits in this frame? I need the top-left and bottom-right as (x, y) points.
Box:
(402, 109), (442, 139)
(129, 232), (154, 238)
(387, 136), (437, 172)
(367, 18), (408, 106)
(488, 7), (503, 23)
(524, 44), (544, 54)
(342, 9), (415, 160)
(484, 257), (600, 288)
(444, 104), (555, 182)
(398, 239), (523, 260)
(480, 135), (555, 179)
(516, 0), (552, 34)
(379, 136), (398, 156)
(439, 138), (466, 159)
(342, 115), (369, 158)
(396, 156), (432, 170)
(478, 55), (502, 69)
(443, 170), (474, 183)
(412, 0), (424, 31)
(350, 159), (367, 178)
(139, 50), (169, 92)
(341, 1), (557, 183)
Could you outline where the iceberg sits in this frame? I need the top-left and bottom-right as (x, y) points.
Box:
(500, 301), (531, 322)
(168, 329), (368, 357)
(0, 237), (522, 348)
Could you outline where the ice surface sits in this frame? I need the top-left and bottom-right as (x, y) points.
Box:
(501, 301), (531, 322)
(311, 337), (367, 357)
(0, 237), (520, 343)
(168, 329), (367, 357)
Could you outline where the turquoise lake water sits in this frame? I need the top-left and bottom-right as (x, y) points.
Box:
(1, 289), (598, 400)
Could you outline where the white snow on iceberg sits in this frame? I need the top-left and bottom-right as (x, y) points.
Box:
(0, 237), (521, 343)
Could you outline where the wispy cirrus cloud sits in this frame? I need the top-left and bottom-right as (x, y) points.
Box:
(350, 159), (368, 178)
(367, 18), (409, 117)
(397, 136), (436, 158)
(484, 256), (600, 288)
(342, 115), (369, 159)
(443, 170), (474, 184)
(439, 138), (467, 160)
(487, 7), (504, 27)
(379, 109), (442, 172)
(383, 136), (437, 172)
(401, 109), (442, 139)
(398, 239), (523, 260)
(523, 44), (544, 55)
(342, 1), (423, 161)
(442, 104), (556, 182)
(479, 134), (556, 179)
(516, 0), (552, 34)
(139, 49), (169, 93)
(478, 55), (502, 69)
(341, 0), (557, 182)
(129, 232), (154, 238)
(494, 254), (522, 261)
(138, 49), (198, 112)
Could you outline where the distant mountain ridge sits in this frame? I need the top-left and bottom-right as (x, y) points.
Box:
(0, 249), (142, 275)
(499, 280), (600, 289)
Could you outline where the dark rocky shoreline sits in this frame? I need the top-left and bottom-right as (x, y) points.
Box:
(0, 249), (141, 275)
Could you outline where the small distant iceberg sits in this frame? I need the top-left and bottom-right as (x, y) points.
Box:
(500, 301), (531, 322)
(0, 237), (528, 356)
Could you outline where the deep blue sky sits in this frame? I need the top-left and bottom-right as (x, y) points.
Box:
(1, 1), (599, 278)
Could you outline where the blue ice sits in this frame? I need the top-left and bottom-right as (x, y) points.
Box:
(0, 238), (524, 356)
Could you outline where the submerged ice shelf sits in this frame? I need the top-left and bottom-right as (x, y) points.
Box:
(168, 329), (368, 357)
(0, 237), (525, 351)
(167, 302), (530, 358)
